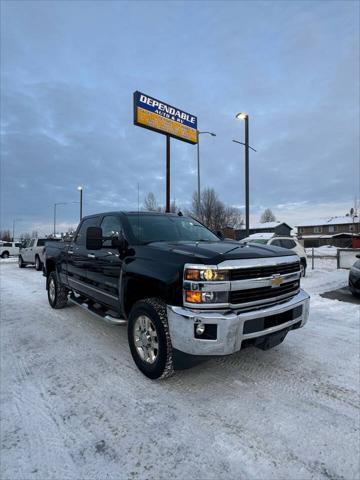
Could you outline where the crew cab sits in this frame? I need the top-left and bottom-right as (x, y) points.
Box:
(44, 212), (310, 379)
(19, 238), (58, 270)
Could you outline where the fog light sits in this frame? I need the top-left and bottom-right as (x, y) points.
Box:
(195, 323), (205, 335)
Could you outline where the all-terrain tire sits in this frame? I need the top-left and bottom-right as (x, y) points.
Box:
(18, 255), (25, 268)
(35, 255), (42, 271)
(1, 251), (9, 259)
(47, 271), (68, 309)
(128, 298), (174, 380)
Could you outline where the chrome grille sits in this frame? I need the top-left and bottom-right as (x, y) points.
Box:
(230, 261), (300, 281)
(230, 281), (300, 305)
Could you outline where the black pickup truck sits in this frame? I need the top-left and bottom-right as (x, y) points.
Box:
(44, 211), (310, 379)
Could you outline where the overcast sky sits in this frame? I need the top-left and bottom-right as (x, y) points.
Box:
(1, 0), (359, 235)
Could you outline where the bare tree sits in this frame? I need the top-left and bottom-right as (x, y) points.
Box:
(143, 192), (179, 214)
(31, 230), (39, 238)
(260, 208), (276, 223)
(190, 188), (243, 231)
(0, 230), (12, 241)
(143, 192), (161, 212)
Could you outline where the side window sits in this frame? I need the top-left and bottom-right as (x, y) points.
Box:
(75, 218), (99, 246)
(29, 239), (35, 248)
(15, 243), (21, 247)
(281, 239), (296, 249)
(101, 216), (123, 247)
(271, 239), (282, 247)
(4, 242), (12, 247)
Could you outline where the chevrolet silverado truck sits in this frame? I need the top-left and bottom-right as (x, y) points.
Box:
(44, 211), (310, 379)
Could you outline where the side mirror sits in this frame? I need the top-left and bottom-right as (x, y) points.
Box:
(216, 230), (225, 240)
(86, 226), (103, 250)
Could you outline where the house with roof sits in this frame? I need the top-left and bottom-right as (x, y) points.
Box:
(296, 216), (360, 248)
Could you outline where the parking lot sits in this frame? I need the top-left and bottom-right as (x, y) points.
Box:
(1, 259), (359, 480)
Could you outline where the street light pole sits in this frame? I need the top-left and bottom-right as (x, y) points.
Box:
(197, 131), (216, 217)
(78, 186), (83, 221)
(235, 113), (252, 237)
(244, 116), (250, 238)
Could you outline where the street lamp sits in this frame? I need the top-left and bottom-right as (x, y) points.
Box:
(77, 186), (83, 221)
(235, 112), (251, 237)
(197, 131), (216, 217)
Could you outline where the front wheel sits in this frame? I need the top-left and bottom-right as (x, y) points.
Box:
(47, 271), (68, 309)
(128, 298), (174, 380)
(35, 256), (42, 271)
(18, 256), (25, 268)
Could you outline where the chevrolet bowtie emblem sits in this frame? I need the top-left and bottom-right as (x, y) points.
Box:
(271, 275), (284, 287)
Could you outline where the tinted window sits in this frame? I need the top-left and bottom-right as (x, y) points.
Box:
(3, 242), (12, 247)
(281, 239), (296, 249)
(75, 217), (99, 246)
(126, 215), (219, 244)
(271, 239), (282, 247)
(101, 216), (123, 247)
(37, 239), (46, 246)
(15, 243), (21, 247)
(248, 239), (268, 245)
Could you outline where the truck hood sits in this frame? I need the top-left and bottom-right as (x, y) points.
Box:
(148, 240), (294, 264)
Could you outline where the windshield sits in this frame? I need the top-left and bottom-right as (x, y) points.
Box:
(240, 238), (268, 245)
(126, 214), (220, 244)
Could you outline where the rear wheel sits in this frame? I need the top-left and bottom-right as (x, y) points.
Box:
(47, 271), (68, 309)
(1, 251), (9, 259)
(18, 256), (25, 268)
(128, 298), (174, 380)
(35, 255), (42, 271)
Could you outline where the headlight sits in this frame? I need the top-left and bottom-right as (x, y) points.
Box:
(184, 267), (229, 281)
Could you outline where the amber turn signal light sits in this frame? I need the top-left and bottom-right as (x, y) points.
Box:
(185, 291), (202, 303)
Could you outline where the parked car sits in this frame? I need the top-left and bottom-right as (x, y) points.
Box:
(19, 238), (59, 270)
(240, 234), (307, 276)
(44, 211), (310, 380)
(0, 241), (22, 258)
(349, 255), (360, 298)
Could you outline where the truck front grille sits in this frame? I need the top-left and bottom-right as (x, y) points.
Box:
(230, 281), (300, 305)
(230, 261), (300, 281)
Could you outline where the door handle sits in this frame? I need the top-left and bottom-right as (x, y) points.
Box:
(87, 254), (96, 259)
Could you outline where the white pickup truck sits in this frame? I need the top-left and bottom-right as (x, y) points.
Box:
(19, 238), (59, 270)
(0, 241), (22, 258)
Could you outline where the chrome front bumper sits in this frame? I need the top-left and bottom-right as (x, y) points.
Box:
(167, 289), (310, 356)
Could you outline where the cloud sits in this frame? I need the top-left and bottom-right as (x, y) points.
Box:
(0, 0), (359, 236)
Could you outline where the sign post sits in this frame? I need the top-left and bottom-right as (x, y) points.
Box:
(133, 91), (197, 211)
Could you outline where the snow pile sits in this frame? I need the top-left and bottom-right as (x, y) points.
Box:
(306, 245), (337, 257)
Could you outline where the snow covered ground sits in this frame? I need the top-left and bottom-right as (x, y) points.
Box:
(306, 245), (338, 257)
(1, 260), (359, 480)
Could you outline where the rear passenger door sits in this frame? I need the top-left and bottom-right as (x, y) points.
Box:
(86, 215), (124, 309)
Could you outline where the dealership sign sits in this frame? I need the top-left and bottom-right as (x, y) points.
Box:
(133, 91), (198, 144)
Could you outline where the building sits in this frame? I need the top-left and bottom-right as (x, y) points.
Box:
(296, 216), (360, 248)
(224, 221), (292, 240)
